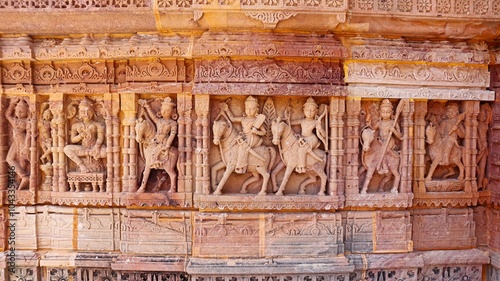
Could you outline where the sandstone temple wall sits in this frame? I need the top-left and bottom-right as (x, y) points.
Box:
(0, 2), (500, 280)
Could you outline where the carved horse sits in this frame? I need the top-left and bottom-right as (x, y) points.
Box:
(271, 119), (327, 196)
(212, 120), (276, 196)
(359, 127), (400, 194)
(135, 115), (179, 193)
(425, 122), (464, 181)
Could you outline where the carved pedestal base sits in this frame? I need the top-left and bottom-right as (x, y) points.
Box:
(414, 191), (476, 207)
(345, 193), (413, 208)
(425, 179), (464, 192)
(120, 192), (192, 207)
(37, 191), (114, 206)
(194, 194), (340, 210)
(67, 172), (106, 192)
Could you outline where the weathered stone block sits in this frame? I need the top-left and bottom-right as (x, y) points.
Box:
(344, 211), (412, 254)
(412, 208), (476, 250)
(120, 209), (191, 255)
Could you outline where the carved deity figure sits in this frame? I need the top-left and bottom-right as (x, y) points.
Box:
(6, 97), (31, 190)
(477, 103), (492, 190)
(290, 97), (328, 173)
(271, 97), (328, 196)
(425, 103), (465, 181)
(64, 98), (107, 173)
(136, 97), (179, 193)
(360, 99), (402, 194)
(220, 96), (266, 174)
(39, 104), (54, 189)
(39, 105), (53, 165)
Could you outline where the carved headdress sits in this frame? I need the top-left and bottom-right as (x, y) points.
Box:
(303, 97), (318, 109)
(380, 99), (393, 110)
(245, 96), (259, 109)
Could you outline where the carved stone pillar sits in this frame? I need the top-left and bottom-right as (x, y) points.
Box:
(413, 100), (427, 197)
(344, 98), (361, 198)
(329, 97), (345, 203)
(49, 94), (66, 194)
(195, 94), (210, 195)
(177, 93), (193, 194)
(121, 92), (138, 193)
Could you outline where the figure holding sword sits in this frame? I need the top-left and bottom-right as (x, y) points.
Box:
(220, 96), (266, 174)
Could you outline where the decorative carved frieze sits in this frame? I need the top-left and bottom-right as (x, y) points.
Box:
(0, 0), (149, 9)
(33, 62), (112, 85)
(349, 38), (490, 64)
(195, 59), (343, 84)
(193, 33), (347, 58)
(412, 208), (476, 250)
(346, 61), (489, 88)
(193, 83), (346, 97)
(348, 85), (495, 101)
(349, 0), (500, 19)
(1, 62), (32, 84)
(126, 59), (187, 82)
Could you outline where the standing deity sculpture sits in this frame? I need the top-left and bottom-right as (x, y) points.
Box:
(136, 97), (179, 193)
(359, 99), (403, 194)
(6, 97), (31, 190)
(477, 103), (492, 190)
(212, 96), (276, 195)
(39, 103), (54, 189)
(64, 97), (107, 173)
(271, 97), (328, 196)
(425, 102), (465, 182)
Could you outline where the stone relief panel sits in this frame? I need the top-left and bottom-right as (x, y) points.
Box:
(37, 93), (121, 206)
(488, 207), (500, 251)
(345, 98), (414, 208)
(1, 61), (31, 84)
(413, 100), (480, 207)
(412, 208), (476, 250)
(417, 265), (481, 281)
(488, 96), (500, 206)
(33, 61), (113, 85)
(195, 94), (344, 210)
(120, 93), (192, 207)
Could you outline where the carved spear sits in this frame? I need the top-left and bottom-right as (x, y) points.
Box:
(376, 99), (406, 173)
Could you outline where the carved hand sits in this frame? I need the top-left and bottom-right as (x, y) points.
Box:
(138, 99), (148, 107)
(10, 97), (20, 104)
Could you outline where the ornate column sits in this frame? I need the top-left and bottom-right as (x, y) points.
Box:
(329, 96), (345, 202)
(120, 92), (138, 193)
(49, 93), (66, 193)
(400, 99), (414, 194)
(412, 101), (427, 198)
(463, 101), (479, 195)
(195, 94), (210, 195)
(177, 93), (193, 194)
(344, 97), (361, 197)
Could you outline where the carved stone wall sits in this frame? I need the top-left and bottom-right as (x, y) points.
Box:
(0, 20), (499, 281)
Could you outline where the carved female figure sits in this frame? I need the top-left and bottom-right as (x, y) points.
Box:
(64, 98), (107, 173)
(220, 96), (266, 174)
(477, 103), (492, 190)
(136, 97), (179, 193)
(39, 105), (53, 165)
(6, 97), (31, 190)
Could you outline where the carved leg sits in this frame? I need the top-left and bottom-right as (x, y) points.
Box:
(138, 167), (151, 193)
(92, 182), (97, 192)
(168, 168), (177, 193)
(271, 162), (285, 193)
(361, 168), (375, 194)
(211, 161), (226, 194)
(256, 166), (269, 196)
(317, 168), (328, 196)
(389, 164), (400, 194)
(241, 171), (259, 194)
(426, 160), (439, 182)
(276, 166), (294, 196)
(214, 165), (234, 195)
